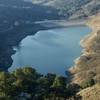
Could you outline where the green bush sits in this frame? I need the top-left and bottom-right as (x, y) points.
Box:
(81, 78), (95, 89)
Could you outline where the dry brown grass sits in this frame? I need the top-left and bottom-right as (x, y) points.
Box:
(77, 84), (100, 100)
(69, 14), (100, 85)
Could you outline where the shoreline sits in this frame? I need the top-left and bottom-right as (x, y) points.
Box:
(0, 18), (88, 71)
(34, 19), (87, 28)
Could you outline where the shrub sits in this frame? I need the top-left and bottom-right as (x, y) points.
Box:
(81, 78), (95, 89)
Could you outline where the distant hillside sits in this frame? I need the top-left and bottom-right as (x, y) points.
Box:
(32, 0), (100, 19)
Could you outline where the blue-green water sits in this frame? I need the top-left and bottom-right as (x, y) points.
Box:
(10, 26), (91, 75)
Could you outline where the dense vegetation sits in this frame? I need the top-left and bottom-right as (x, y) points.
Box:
(0, 67), (82, 100)
(0, 67), (97, 100)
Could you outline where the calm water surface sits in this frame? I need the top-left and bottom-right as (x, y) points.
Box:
(9, 26), (91, 75)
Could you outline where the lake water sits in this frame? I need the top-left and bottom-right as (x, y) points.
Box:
(9, 26), (91, 75)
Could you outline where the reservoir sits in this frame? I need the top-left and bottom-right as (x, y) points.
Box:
(9, 26), (91, 75)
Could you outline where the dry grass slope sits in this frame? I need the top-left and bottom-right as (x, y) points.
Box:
(69, 14), (100, 100)
(78, 84), (100, 100)
(70, 14), (100, 84)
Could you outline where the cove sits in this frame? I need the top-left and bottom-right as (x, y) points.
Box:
(9, 26), (91, 75)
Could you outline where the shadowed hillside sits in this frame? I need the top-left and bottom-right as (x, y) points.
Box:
(0, 0), (62, 71)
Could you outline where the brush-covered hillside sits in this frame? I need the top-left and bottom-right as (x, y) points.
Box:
(32, 0), (100, 19)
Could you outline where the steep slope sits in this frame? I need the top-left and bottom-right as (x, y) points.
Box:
(70, 0), (100, 19)
(69, 13), (100, 100)
(70, 14), (100, 84)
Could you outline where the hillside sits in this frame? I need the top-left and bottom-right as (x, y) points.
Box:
(70, 14), (100, 84)
(32, 0), (100, 19)
(78, 84), (100, 100)
(69, 14), (100, 100)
